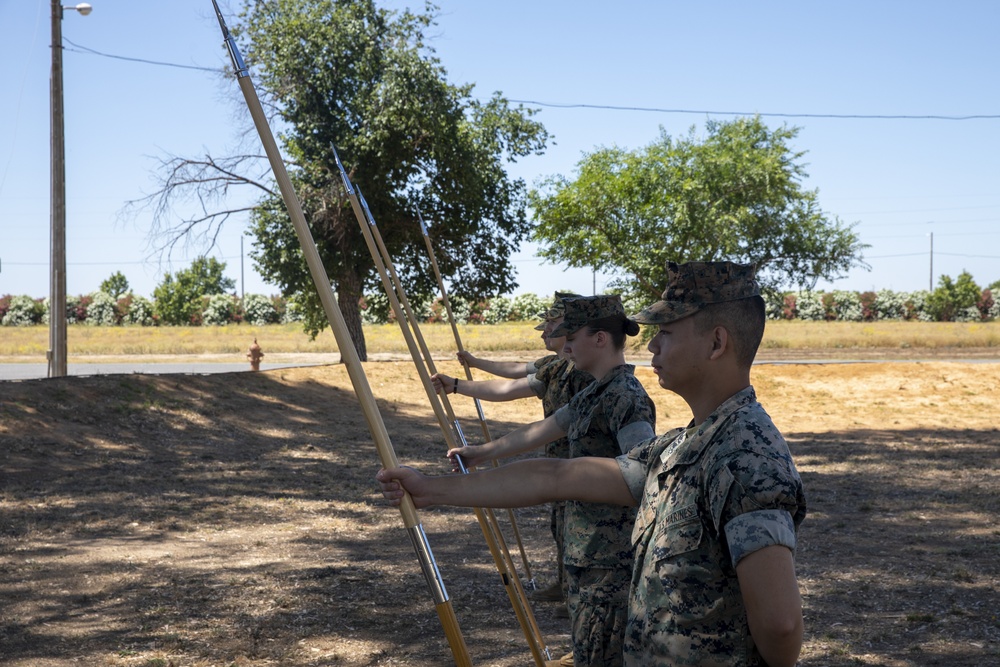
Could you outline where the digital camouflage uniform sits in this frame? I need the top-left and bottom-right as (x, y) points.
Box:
(528, 357), (593, 594)
(615, 260), (806, 666)
(525, 291), (587, 599)
(616, 387), (805, 666)
(546, 292), (657, 667)
(553, 364), (656, 667)
(526, 353), (559, 376)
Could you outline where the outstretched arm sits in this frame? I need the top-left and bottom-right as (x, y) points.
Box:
(737, 545), (803, 667)
(448, 414), (564, 468)
(376, 457), (636, 509)
(431, 373), (536, 402)
(457, 350), (529, 379)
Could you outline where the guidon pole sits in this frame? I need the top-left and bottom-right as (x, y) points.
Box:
(332, 149), (551, 665)
(416, 208), (536, 588)
(209, 3), (471, 664)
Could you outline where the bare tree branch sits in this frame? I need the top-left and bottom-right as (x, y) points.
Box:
(119, 151), (284, 265)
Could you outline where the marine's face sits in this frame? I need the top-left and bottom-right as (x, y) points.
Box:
(562, 327), (598, 372)
(543, 316), (566, 353)
(646, 316), (708, 394)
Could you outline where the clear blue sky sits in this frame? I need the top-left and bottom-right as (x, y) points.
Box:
(2, 0), (998, 301)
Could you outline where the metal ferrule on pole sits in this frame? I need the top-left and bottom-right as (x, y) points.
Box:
(211, 1), (249, 78)
(407, 524), (448, 604)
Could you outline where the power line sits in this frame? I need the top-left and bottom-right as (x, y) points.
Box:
(62, 37), (223, 73)
(844, 204), (1000, 216)
(509, 100), (1000, 121)
(57, 40), (1000, 122)
(4, 255), (242, 267)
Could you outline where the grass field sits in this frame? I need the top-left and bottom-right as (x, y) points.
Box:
(1, 320), (999, 359)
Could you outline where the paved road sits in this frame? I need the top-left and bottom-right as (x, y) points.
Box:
(0, 362), (327, 382)
(2, 356), (996, 382)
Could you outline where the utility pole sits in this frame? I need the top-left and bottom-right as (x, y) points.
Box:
(928, 232), (934, 292)
(48, 1), (92, 378)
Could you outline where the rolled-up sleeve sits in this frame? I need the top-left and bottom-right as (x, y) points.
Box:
(724, 509), (797, 566)
(616, 437), (661, 503)
(527, 372), (546, 398)
(554, 404), (576, 433)
(616, 420), (656, 454)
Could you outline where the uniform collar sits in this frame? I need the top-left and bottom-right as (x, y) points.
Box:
(658, 385), (757, 472)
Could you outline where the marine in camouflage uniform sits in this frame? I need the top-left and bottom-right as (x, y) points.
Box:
(615, 260), (807, 665)
(529, 354), (593, 597)
(617, 388), (805, 665)
(377, 261), (806, 666)
(549, 296), (656, 667)
(527, 293), (593, 600)
(526, 291), (583, 378)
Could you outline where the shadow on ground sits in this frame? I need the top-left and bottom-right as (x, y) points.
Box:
(1, 370), (998, 665)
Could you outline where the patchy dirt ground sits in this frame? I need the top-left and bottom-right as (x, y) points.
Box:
(1, 357), (999, 666)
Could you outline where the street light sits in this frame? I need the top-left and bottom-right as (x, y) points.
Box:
(49, 1), (92, 378)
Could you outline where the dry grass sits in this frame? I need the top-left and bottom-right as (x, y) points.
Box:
(1, 320), (998, 360)
(0, 323), (545, 358)
(762, 320), (1000, 350)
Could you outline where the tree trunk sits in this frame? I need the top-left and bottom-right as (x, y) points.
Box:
(336, 269), (367, 362)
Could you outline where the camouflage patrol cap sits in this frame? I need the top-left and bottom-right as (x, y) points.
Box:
(533, 291), (584, 330)
(549, 294), (625, 337)
(631, 260), (760, 325)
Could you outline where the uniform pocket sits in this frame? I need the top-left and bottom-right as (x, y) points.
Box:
(651, 504), (703, 562)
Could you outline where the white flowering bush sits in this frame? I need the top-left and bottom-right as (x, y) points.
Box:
(829, 290), (863, 322)
(872, 289), (906, 320)
(242, 293), (279, 325)
(86, 291), (119, 326)
(282, 298), (304, 323)
(2, 295), (43, 326)
(903, 291), (933, 321)
(124, 295), (155, 326)
(955, 305), (982, 322)
(762, 289), (786, 320)
(64, 295), (92, 323)
(202, 294), (238, 325)
(482, 296), (512, 324)
(794, 291), (826, 321)
(510, 293), (548, 321)
(360, 292), (391, 324)
(447, 295), (473, 324)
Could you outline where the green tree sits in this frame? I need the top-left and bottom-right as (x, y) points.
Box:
(153, 257), (236, 325)
(133, 0), (547, 360)
(529, 117), (867, 303)
(927, 270), (981, 321)
(100, 271), (131, 299)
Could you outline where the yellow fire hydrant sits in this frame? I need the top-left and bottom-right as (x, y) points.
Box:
(247, 338), (264, 371)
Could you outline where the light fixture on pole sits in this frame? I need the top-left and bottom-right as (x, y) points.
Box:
(49, 1), (92, 378)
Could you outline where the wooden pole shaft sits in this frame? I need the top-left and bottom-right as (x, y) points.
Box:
(418, 220), (537, 585)
(210, 5), (470, 664)
(337, 171), (549, 664)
